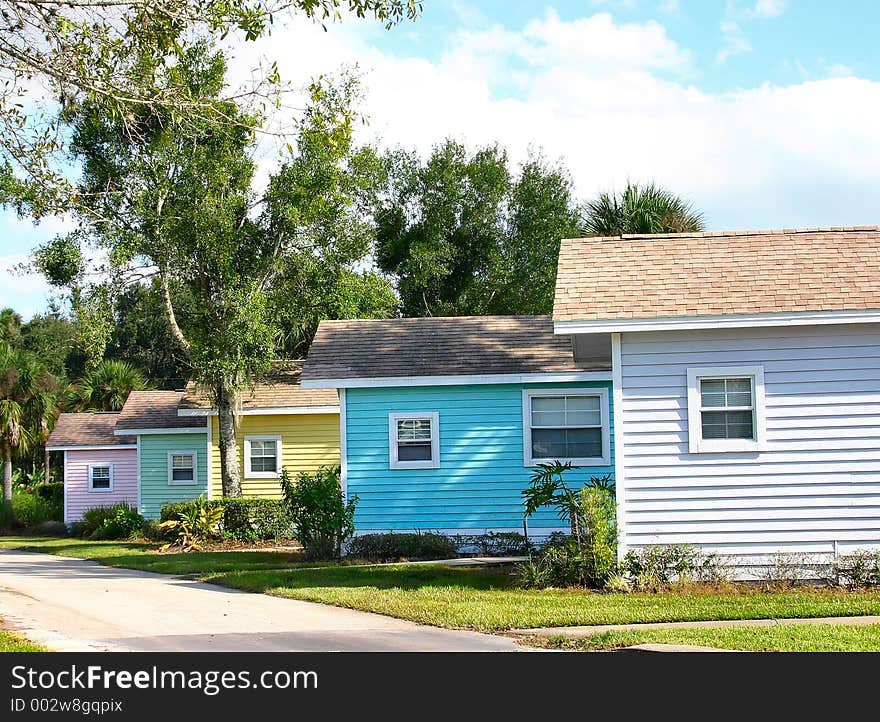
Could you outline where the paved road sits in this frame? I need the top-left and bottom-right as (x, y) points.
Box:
(0, 550), (521, 652)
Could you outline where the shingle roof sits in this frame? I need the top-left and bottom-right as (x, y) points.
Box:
(47, 412), (135, 448)
(180, 362), (339, 410)
(116, 391), (204, 431)
(302, 315), (598, 381)
(553, 227), (880, 323)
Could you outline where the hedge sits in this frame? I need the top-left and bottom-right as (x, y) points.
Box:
(160, 498), (294, 542)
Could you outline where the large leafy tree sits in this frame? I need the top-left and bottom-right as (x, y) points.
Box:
(65, 360), (149, 412)
(38, 47), (393, 498)
(0, 343), (57, 508)
(582, 182), (704, 236)
(0, 0), (420, 217)
(375, 140), (582, 317)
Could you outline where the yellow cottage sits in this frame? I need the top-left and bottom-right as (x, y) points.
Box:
(178, 363), (340, 499)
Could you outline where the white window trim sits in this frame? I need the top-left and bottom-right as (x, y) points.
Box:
(88, 463), (114, 493)
(388, 412), (440, 470)
(243, 434), (282, 479)
(167, 450), (198, 486)
(687, 366), (766, 453)
(522, 388), (611, 467)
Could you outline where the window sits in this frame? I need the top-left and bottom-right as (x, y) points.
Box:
(244, 435), (282, 478)
(167, 451), (197, 486)
(687, 366), (766, 453)
(88, 464), (113, 492)
(523, 388), (610, 466)
(389, 412), (440, 470)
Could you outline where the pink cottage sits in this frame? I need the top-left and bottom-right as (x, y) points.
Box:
(46, 412), (138, 523)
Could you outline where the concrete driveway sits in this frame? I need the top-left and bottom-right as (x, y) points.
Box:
(0, 550), (521, 652)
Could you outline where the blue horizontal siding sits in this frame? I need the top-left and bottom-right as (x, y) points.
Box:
(140, 433), (208, 519)
(346, 381), (614, 532)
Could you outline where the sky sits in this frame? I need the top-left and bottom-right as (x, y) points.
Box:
(3, 0), (880, 318)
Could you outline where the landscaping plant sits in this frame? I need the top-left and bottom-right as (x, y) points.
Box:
(159, 495), (223, 552)
(280, 466), (356, 560)
(346, 532), (458, 562)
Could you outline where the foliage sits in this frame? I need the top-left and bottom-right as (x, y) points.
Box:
(0, 343), (58, 506)
(375, 141), (582, 316)
(10, 488), (62, 528)
(452, 531), (532, 556)
(159, 495), (223, 552)
(582, 181), (704, 236)
(160, 497), (294, 542)
(621, 544), (731, 590)
(280, 466), (356, 560)
(0, 0), (420, 218)
(759, 552), (816, 587)
(65, 360), (149, 412)
(94, 505), (146, 541)
(345, 532), (458, 561)
(32, 520), (68, 537)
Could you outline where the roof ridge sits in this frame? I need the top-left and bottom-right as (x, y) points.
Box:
(563, 226), (880, 245)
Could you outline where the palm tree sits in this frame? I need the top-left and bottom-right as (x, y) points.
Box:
(0, 308), (22, 344)
(0, 344), (58, 508)
(66, 360), (150, 412)
(583, 182), (705, 236)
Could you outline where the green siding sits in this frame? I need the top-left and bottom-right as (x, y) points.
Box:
(139, 433), (208, 519)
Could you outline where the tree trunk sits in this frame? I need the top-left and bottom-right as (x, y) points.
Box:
(216, 384), (242, 498)
(44, 445), (51, 483)
(2, 440), (12, 522)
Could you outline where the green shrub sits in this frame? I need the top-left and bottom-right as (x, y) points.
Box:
(139, 519), (167, 542)
(11, 490), (60, 528)
(160, 497), (293, 541)
(160, 495), (222, 552)
(280, 466), (356, 560)
(346, 532), (458, 561)
(453, 531), (532, 556)
(33, 520), (68, 537)
(78, 504), (139, 539)
(621, 544), (732, 589)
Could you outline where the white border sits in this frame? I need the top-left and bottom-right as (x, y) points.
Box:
(88, 463), (114, 492)
(554, 308), (880, 335)
(301, 371), (612, 389)
(47, 445), (136, 452)
(167, 450), (199, 486)
(63, 450), (69, 523)
(686, 366), (766, 453)
(114, 427), (205, 435)
(178, 405), (339, 417)
(521, 388), (611, 467)
(136, 437), (141, 513)
(243, 434), (282, 479)
(206, 416), (213, 500)
(339, 389), (348, 499)
(388, 412), (440, 470)
(611, 332), (627, 559)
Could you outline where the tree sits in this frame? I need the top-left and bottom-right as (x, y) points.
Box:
(19, 310), (79, 381)
(38, 47), (392, 498)
(0, 343), (57, 510)
(582, 182), (705, 236)
(0, 308), (22, 344)
(375, 140), (582, 317)
(0, 0), (420, 218)
(66, 360), (149, 412)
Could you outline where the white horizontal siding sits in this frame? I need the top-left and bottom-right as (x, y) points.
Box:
(617, 323), (880, 565)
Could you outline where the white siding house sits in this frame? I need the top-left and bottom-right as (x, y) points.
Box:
(553, 226), (880, 571)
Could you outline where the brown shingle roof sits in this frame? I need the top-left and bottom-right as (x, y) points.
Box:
(47, 412), (135, 448)
(116, 391), (204, 431)
(302, 315), (598, 381)
(553, 227), (880, 323)
(180, 362), (338, 410)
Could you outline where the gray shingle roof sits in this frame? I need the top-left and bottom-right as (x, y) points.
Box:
(116, 391), (205, 430)
(302, 315), (600, 381)
(47, 413), (135, 448)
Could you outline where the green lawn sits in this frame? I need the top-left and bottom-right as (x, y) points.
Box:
(5, 536), (880, 635)
(531, 623), (880, 652)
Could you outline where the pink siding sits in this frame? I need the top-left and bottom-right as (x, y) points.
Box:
(64, 448), (138, 523)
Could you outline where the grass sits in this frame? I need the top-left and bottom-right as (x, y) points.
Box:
(531, 624), (880, 652)
(5, 536), (880, 634)
(0, 626), (47, 652)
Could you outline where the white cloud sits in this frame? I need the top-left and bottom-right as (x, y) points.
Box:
(752, 0), (786, 18)
(716, 20), (752, 63)
(0, 254), (55, 319)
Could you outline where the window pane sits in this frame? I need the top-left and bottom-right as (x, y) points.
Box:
(700, 392), (728, 408)
(91, 467), (110, 488)
(531, 410), (566, 426)
(701, 410), (754, 440)
(565, 409), (603, 426)
(532, 428), (602, 459)
(565, 396), (600, 411)
(251, 456), (277, 472)
(700, 379), (726, 394)
(397, 419), (432, 441)
(726, 392), (752, 406)
(172, 468), (194, 481)
(172, 454), (193, 469)
(726, 378), (752, 393)
(398, 442), (432, 461)
(532, 397), (565, 412)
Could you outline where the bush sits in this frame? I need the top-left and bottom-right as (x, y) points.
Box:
(139, 519), (167, 542)
(280, 466), (356, 560)
(834, 551), (880, 588)
(33, 520), (68, 537)
(346, 532), (459, 562)
(160, 495), (222, 552)
(160, 497), (294, 542)
(453, 532), (532, 556)
(11, 490), (61, 528)
(621, 544), (731, 590)
(77, 503), (140, 539)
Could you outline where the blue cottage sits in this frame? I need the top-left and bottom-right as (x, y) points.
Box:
(301, 315), (614, 535)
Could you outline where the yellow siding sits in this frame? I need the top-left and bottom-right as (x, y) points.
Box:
(210, 413), (340, 498)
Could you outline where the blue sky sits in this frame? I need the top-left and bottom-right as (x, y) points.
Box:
(4, 0), (880, 318)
